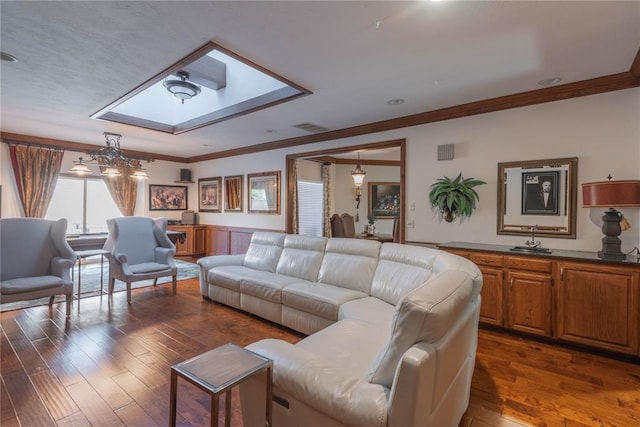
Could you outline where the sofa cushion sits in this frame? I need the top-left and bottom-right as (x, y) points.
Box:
(338, 296), (395, 328)
(208, 265), (259, 291)
(240, 272), (309, 303)
(367, 269), (474, 388)
(370, 243), (437, 306)
(243, 232), (286, 273)
(317, 238), (380, 294)
(276, 235), (327, 281)
(282, 282), (367, 321)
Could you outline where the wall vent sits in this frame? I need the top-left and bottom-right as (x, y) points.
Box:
(437, 144), (455, 161)
(293, 122), (331, 133)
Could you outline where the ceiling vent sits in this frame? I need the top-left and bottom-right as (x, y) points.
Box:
(293, 122), (331, 133)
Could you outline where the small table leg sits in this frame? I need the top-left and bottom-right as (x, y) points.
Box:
(266, 365), (273, 427)
(169, 370), (178, 427)
(211, 393), (219, 427)
(225, 390), (231, 427)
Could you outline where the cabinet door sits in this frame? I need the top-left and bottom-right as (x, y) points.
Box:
(506, 271), (553, 337)
(557, 263), (639, 355)
(478, 266), (504, 326)
(193, 226), (206, 255)
(168, 226), (190, 256)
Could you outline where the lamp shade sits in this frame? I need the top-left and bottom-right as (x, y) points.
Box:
(582, 180), (640, 207)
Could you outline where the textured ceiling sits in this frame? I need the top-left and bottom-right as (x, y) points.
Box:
(1, 1), (638, 159)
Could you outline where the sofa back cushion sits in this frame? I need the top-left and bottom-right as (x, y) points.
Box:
(367, 269), (476, 388)
(276, 235), (328, 281)
(370, 243), (438, 306)
(243, 232), (286, 272)
(317, 238), (381, 293)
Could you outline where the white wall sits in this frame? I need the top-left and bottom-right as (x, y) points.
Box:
(2, 88), (638, 253)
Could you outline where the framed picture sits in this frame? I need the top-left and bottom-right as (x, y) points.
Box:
(149, 184), (188, 211)
(224, 175), (244, 212)
(198, 176), (222, 212)
(248, 171), (281, 214)
(368, 182), (400, 219)
(521, 171), (560, 215)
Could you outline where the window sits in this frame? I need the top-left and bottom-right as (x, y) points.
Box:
(46, 176), (121, 234)
(297, 180), (324, 237)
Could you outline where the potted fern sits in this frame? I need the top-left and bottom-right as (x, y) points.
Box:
(429, 173), (486, 222)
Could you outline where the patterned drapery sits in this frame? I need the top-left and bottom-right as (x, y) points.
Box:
(321, 163), (332, 237)
(291, 160), (299, 234)
(100, 161), (138, 216)
(9, 144), (63, 218)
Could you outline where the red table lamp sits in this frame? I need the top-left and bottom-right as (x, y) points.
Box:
(582, 178), (640, 260)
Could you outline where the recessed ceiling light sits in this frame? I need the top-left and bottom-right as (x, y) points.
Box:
(538, 77), (562, 86)
(387, 99), (405, 106)
(0, 52), (19, 62)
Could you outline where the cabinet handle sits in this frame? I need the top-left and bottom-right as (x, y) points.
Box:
(510, 279), (513, 288)
(560, 267), (564, 281)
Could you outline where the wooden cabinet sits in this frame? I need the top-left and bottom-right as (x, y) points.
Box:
(557, 262), (639, 355)
(168, 225), (206, 257)
(441, 242), (640, 357)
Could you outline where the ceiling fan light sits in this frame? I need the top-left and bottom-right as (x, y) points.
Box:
(69, 158), (92, 175)
(131, 169), (149, 179)
(101, 166), (122, 177)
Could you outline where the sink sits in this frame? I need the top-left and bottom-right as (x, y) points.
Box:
(510, 246), (553, 254)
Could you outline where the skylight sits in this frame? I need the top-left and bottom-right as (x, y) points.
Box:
(91, 42), (311, 134)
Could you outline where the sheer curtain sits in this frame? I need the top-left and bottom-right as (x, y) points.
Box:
(9, 144), (64, 218)
(321, 163), (332, 237)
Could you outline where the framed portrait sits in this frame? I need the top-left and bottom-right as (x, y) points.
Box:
(198, 177), (222, 212)
(521, 171), (560, 215)
(149, 185), (188, 211)
(224, 175), (244, 212)
(368, 182), (400, 219)
(248, 171), (281, 214)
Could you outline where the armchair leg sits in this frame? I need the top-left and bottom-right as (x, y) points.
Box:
(172, 275), (177, 294)
(66, 293), (72, 316)
(153, 278), (158, 286)
(126, 282), (132, 304)
(108, 277), (115, 295)
(49, 296), (55, 306)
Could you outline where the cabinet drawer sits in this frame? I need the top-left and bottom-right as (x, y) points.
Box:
(470, 253), (504, 267)
(507, 257), (552, 273)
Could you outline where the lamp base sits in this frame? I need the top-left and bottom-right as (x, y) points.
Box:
(597, 208), (627, 261)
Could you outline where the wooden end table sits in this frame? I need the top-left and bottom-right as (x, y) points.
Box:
(170, 343), (273, 427)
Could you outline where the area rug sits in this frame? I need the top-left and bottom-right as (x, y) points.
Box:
(0, 259), (200, 312)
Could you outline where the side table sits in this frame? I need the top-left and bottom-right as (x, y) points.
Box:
(170, 343), (273, 427)
(74, 249), (109, 299)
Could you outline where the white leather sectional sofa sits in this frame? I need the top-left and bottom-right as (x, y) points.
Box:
(197, 232), (482, 427)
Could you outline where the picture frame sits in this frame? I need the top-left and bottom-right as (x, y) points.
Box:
(521, 171), (560, 215)
(224, 175), (244, 212)
(368, 182), (400, 219)
(198, 176), (222, 212)
(149, 184), (188, 211)
(248, 171), (281, 214)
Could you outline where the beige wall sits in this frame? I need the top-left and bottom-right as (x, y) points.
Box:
(2, 87), (639, 253)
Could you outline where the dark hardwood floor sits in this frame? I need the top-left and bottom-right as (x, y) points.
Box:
(1, 278), (639, 427)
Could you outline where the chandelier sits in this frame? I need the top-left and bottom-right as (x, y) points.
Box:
(69, 133), (151, 179)
(163, 70), (201, 104)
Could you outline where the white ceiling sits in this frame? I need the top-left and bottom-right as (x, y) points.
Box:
(1, 1), (638, 159)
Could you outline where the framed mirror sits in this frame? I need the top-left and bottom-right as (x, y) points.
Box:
(497, 157), (578, 238)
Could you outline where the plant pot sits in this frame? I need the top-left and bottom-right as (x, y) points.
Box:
(442, 208), (456, 223)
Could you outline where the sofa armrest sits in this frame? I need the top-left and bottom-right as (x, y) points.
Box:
(51, 256), (75, 283)
(197, 254), (245, 296)
(247, 339), (388, 427)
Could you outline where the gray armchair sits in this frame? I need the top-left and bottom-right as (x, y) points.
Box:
(103, 216), (177, 303)
(0, 218), (75, 316)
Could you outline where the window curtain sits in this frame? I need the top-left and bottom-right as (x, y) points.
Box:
(9, 144), (64, 218)
(321, 163), (331, 237)
(226, 178), (242, 210)
(291, 160), (299, 234)
(100, 161), (138, 216)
